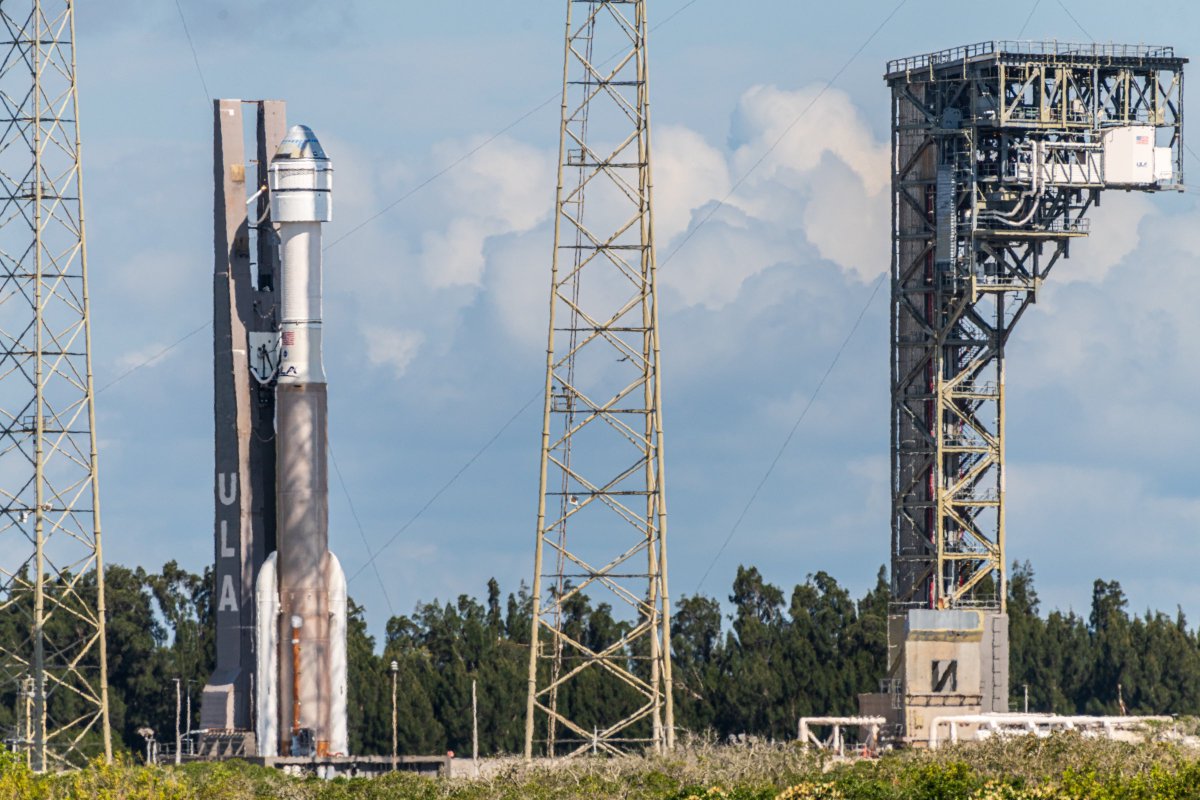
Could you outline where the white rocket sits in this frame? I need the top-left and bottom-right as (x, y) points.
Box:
(254, 124), (348, 757)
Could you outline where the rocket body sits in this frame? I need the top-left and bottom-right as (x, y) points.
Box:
(255, 125), (347, 757)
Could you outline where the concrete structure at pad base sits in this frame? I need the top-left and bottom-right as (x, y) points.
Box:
(860, 610), (1008, 745)
(174, 741), (449, 778)
(247, 755), (450, 779)
(866, 41), (1185, 744)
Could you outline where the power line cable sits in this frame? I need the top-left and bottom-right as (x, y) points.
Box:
(347, 391), (541, 583)
(112, 0), (717, 596)
(1055, 0), (1093, 41)
(653, 0), (704, 29)
(693, 271), (887, 593)
(90, 3), (215, 397)
(322, 98), (558, 252)
(1017, 0), (1042, 39)
(674, 0), (906, 590)
(94, 321), (210, 395)
(329, 441), (395, 615)
(156, 0), (911, 599)
(172, 0), (211, 102)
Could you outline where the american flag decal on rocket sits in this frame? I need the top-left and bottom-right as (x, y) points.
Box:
(282, 331), (295, 346)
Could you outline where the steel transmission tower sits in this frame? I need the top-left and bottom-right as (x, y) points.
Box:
(525, 0), (673, 758)
(0, 0), (111, 768)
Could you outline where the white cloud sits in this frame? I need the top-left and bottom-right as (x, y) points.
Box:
(727, 85), (890, 282)
(74, 9), (1200, 643)
(731, 84), (889, 195)
(115, 342), (174, 373)
(652, 124), (731, 243)
(659, 204), (796, 310)
(481, 226), (553, 347)
(363, 326), (424, 377)
(419, 135), (555, 288)
(1012, 203), (1200, 465)
(1060, 192), (1156, 283)
(800, 154), (889, 282)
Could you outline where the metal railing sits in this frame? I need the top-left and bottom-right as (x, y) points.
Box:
(888, 40), (1177, 75)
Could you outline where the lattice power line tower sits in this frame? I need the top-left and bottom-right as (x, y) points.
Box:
(525, 0), (673, 758)
(874, 40), (1185, 742)
(0, 0), (111, 768)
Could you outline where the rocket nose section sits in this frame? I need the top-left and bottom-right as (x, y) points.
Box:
(269, 124), (333, 222)
(275, 124), (328, 161)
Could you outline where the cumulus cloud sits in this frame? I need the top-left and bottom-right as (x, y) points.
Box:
(1060, 192), (1156, 283)
(652, 124), (731, 243)
(728, 84), (890, 281)
(115, 343), (175, 373)
(465, 84), (894, 321)
(363, 326), (425, 377)
(1012, 203), (1200, 463)
(418, 135), (555, 289)
(658, 204), (796, 310)
(730, 85), (890, 195)
(480, 226), (554, 346)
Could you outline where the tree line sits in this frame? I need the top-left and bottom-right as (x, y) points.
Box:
(5, 560), (1200, 757)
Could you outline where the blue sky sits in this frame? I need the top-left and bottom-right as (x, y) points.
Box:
(75, 1), (1200, 640)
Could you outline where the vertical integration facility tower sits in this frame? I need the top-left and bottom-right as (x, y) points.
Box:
(0, 0), (112, 769)
(203, 100), (286, 753)
(877, 41), (1185, 742)
(526, 0), (673, 758)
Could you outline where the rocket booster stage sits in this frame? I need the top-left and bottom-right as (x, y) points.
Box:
(255, 125), (347, 757)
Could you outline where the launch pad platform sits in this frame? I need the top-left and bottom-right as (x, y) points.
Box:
(191, 730), (449, 778)
(249, 754), (451, 779)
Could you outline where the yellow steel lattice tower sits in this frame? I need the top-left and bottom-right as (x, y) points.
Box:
(0, 0), (112, 769)
(525, 0), (673, 758)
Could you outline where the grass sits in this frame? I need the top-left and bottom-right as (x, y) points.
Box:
(4, 732), (1200, 799)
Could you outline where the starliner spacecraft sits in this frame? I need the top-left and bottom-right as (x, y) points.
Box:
(201, 102), (347, 759)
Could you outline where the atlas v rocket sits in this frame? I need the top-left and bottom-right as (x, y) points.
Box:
(200, 102), (346, 759)
(254, 124), (348, 758)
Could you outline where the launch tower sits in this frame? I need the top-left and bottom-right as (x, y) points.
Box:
(525, 0), (674, 758)
(875, 41), (1185, 742)
(202, 100), (285, 755)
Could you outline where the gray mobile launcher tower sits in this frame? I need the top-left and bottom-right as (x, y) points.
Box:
(201, 101), (347, 759)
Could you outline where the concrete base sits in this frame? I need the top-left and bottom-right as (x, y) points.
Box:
(196, 729), (256, 759)
(187, 738), (449, 779)
(863, 609), (1009, 745)
(250, 754), (450, 778)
